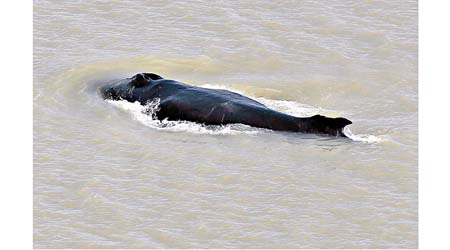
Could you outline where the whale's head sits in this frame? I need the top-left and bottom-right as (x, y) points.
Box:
(100, 73), (163, 102)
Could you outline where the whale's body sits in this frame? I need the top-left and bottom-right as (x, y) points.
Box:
(100, 73), (352, 137)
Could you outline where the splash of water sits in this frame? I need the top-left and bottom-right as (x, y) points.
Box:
(107, 99), (259, 135)
(343, 127), (383, 143)
(106, 85), (382, 142)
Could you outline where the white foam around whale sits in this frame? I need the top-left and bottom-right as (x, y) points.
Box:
(107, 85), (383, 142)
(342, 127), (384, 143)
(107, 99), (259, 135)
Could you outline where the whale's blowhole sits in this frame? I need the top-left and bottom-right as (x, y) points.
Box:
(131, 73), (149, 88)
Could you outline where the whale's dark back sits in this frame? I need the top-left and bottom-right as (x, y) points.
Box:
(101, 73), (352, 137)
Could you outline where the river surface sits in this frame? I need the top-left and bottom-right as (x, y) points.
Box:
(33, 0), (417, 248)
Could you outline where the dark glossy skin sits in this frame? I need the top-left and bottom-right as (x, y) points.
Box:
(100, 73), (352, 137)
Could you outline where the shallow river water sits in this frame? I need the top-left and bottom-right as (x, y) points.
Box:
(34, 0), (417, 248)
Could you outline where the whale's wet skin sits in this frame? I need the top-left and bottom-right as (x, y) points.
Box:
(100, 73), (352, 137)
(34, 0), (417, 248)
